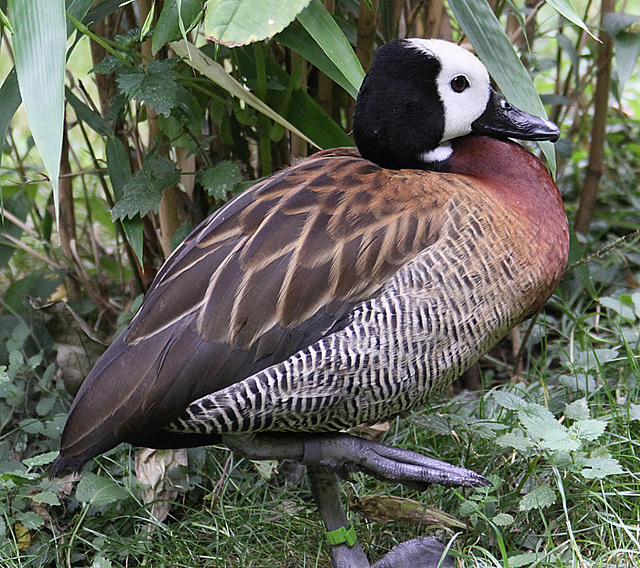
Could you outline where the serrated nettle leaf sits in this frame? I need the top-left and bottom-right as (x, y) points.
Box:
(92, 554), (113, 568)
(205, 0), (311, 46)
(116, 60), (179, 117)
(521, 401), (556, 422)
(15, 511), (44, 530)
(492, 513), (514, 526)
(75, 473), (130, 506)
(492, 389), (529, 411)
(112, 156), (181, 220)
(568, 419), (607, 442)
(32, 491), (61, 506)
(580, 454), (624, 480)
(23, 450), (59, 467)
(496, 432), (534, 452)
(519, 412), (580, 452)
(519, 484), (556, 512)
(197, 161), (242, 200)
(564, 398), (590, 421)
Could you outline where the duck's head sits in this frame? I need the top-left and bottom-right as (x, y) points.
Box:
(353, 38), (559, 170)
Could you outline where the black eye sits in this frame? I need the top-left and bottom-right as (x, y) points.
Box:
(450, 75), (470, 93)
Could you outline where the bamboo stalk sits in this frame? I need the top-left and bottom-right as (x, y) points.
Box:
(574, 0), (615, 235)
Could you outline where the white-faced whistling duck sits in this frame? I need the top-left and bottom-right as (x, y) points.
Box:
(52, 39), (569, 568)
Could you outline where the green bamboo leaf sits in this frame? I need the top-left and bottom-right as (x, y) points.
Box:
(152, 0), (205, 54)
(204, 0), (310, 47)
(10, 0), (66, 220)
(171, 40), (319, 148)
(545, 0), (597, 40)
(447, 0), (557, 174)
(1, 0), (92, 185)
(276, 21), (356, 100)
(612, 32), (640, 96)
(297, 0), (364, 100)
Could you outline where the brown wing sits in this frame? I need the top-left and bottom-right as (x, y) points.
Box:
(57, 148), (445, 466)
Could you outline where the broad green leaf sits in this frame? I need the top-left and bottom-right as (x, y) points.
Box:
(519, 484), (556, 511)
(32, 491), (61, 506)
(204, 0), (310, 46)
(234, 45), (352, 148)
(0, 0), (92, 183)
(566, 225), (596, 299)
(171, 40), (318, 148)
(10, 0), (66, 220)
(508, 552), (539, 567)
(546, 0), (596, 39)
(75, 473), (129, 506)
(112, 156), (180, 220)
(447, 0), (556, 174)
(0, 192), (29, 269)
(492, 513), (514, 526)
(277, 21), (360, 100)
(612, 32), (640, 96)
(602, 13), (640, 36)
(23, 450), (58, 467)
(106, 138), (144, 263)
(297, 0), (364, 100)
(152, 0), (205, 54)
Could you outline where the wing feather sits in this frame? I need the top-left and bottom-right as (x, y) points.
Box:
(60, 147), (446, 461)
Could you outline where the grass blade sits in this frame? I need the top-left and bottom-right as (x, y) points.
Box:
(10, 0), (66, 220)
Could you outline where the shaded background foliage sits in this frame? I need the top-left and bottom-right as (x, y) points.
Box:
(0, 0), (639, 566)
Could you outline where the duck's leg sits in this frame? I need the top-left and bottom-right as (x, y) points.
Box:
(307, 465), (455, 568)
(307, 465), (370, 567)
(222, 432), (489, 490)
(221, 432), (482, 567)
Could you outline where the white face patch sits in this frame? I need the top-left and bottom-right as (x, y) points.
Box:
(407, 38), (491, 144)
